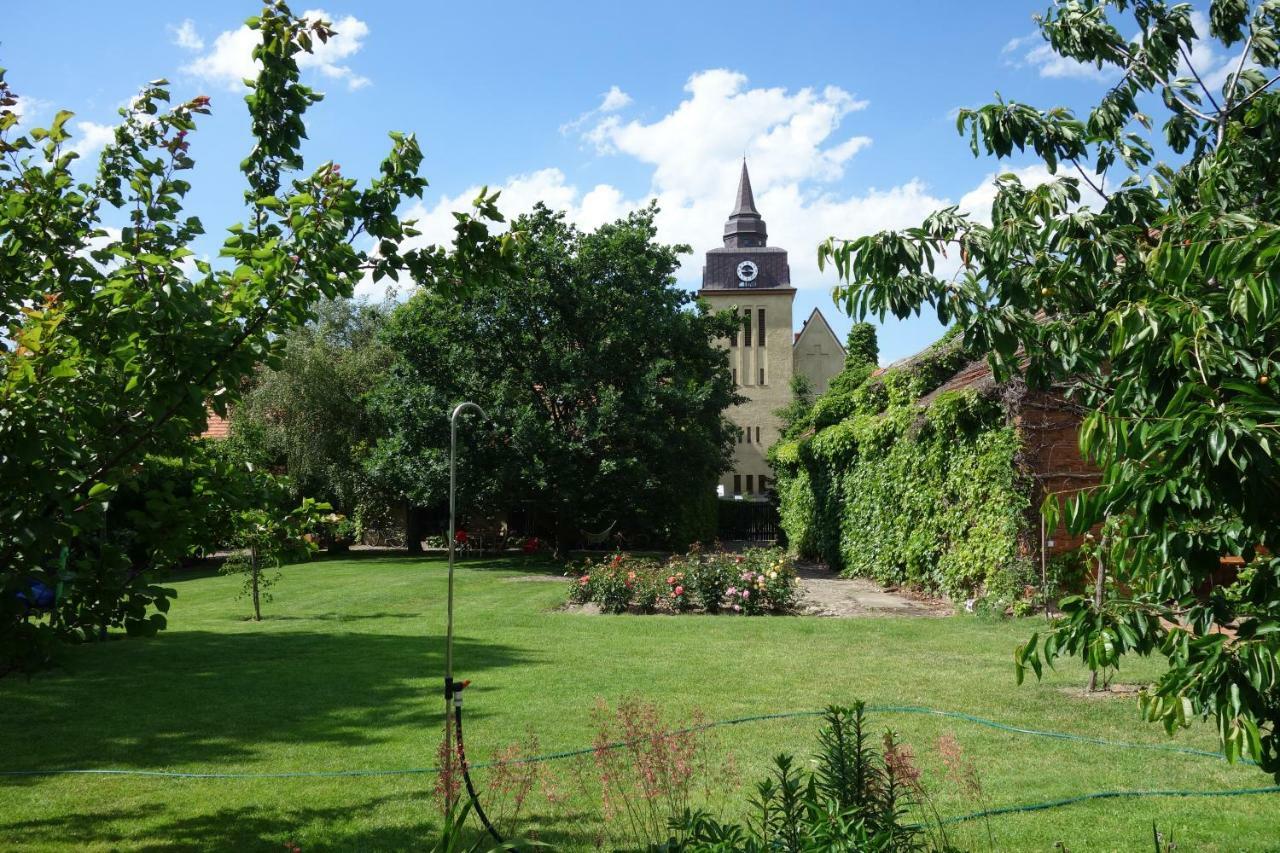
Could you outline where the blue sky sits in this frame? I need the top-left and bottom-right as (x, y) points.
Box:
(5, 1), (1212, 363)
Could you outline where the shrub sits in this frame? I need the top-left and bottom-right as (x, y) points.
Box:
(673, 703), (934, 851)
(684, 553), (734, 613)
(565, 548), (799, 615)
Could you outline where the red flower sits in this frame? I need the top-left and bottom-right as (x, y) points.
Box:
(522, 536), (541, 554)
(674, 585), (684, 596)
(455, 529), (469, 544)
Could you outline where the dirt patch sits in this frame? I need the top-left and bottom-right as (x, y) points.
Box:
(795, 565), (952, 618)
(1059, 682), (1146, 700)
(560, 601), (603, 615)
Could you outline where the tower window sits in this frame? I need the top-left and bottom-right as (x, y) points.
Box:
(746, 426), (751, 445)
(742, 308), (752, 347)
(758, 308), (766, 346)
(755, 426), (761, 443)
(733, 474), (742, 496)
(759, 368), (765, 385)
(760, 475), (769, 493)
(745, 474), (755, 494)
(731, 368), (737, 385)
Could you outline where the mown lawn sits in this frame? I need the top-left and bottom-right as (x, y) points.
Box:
(1, 554), (1276, 851)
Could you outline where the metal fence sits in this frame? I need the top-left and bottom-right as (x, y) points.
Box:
(716, 498), (783, 543)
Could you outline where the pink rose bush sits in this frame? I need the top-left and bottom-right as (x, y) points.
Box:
(566, 547), (797, 615)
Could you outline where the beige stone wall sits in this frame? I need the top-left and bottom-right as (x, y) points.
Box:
(701, 290), (796, 499)
(793, 309), (846, 395)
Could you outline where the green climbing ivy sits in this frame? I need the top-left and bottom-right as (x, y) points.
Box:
(770, 333), (1031, 602)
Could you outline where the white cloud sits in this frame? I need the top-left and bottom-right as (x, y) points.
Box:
(359, 71), (938, 300)
(170, 19), (204, 52)
(356, 72), (1123, 307)
(8, 94), (50, 128)
(184, 9), (370, 92)
(1008, 11), (1248, 91)
(559, 85), (634, 135)
(71, 121), (116, 159)
(585, 70), (870, 197)
(1004, 28), (1116, 81)
(599, 85), (631, 112)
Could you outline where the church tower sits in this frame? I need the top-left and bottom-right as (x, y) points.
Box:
(699, 162), (798, 500)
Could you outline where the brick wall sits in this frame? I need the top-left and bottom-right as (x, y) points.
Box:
(201, 410), (231, 439)
(1015, 389), (1100, 557)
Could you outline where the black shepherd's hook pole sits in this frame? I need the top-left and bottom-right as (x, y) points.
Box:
(444, 402), (502, 844)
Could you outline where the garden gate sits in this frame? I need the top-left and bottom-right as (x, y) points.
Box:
(716, 499), (783, 544)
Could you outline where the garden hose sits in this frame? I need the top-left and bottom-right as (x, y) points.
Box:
(448, 678), (502, 844)
(4, 704), (1277, 827)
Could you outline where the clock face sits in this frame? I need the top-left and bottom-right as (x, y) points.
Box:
(736, 260), (759, 284)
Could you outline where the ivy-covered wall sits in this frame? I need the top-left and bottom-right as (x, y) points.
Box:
(769, 334), (1032, 601)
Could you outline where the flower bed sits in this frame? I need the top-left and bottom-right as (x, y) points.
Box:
(567, 546), (799, 615)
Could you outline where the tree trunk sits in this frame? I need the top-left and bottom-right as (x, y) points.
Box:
(1087, 549), (1104, 692)
(250, 547), (262, 622)
(405, 502), (423, 554)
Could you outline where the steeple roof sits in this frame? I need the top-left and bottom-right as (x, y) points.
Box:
(731, 159), (759, 216)
(723, 160), (768, 248)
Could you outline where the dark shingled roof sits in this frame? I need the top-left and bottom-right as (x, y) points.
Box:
(701, 161), (794, 292)
(722, 160), (768, 249)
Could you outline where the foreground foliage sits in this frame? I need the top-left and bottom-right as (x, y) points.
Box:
(0, 3), (508, 673)
(819, 0), (1280, 775)
(673, 704), (937, 852)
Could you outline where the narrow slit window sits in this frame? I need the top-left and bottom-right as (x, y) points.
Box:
(746, 427), (751, 444)
(731, 368), (737, 386)
(745, 474), (754, 494)
(733, 474), (742, 496)
(742, 309), (752, 347)
(759, 367), (765, 385)
(758, 308), (766, 346)
(760, 475), (769, 493)
(755, 426), (761, 443)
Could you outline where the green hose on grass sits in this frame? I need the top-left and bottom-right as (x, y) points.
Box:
(3, 704), (1275, 824)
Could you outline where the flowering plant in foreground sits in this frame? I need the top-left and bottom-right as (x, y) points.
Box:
(565, 547), (798, 615)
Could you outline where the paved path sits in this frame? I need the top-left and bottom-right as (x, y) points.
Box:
(795, 564), (950, 617)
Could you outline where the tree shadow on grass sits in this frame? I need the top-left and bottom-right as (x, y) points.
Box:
(0, 630), (534, 773)
(455, 557), (566, 576)
(0, 793), (606, 851)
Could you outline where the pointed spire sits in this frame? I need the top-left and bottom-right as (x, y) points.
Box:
(731, 159), (759, 217)
(723, 159), (768, 248)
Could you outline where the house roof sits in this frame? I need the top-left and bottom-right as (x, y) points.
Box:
(792, 307), (847, 355)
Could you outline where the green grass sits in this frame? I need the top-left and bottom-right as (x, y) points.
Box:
(2, 554), (1276, 851)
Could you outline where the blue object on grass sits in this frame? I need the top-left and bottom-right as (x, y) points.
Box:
(16, 580), (55, 611)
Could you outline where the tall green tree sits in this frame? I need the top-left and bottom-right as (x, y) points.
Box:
(370, 204), (740, 551)
(844, 322), (880, 370)
(0, 3), (508, 673)
(227, 298), (394, 529)
(819, 0), (1280, 775)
